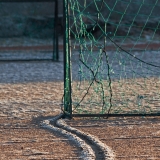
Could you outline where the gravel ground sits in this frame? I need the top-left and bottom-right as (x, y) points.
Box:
(0, 37), (159, 159)
(0, 81), (84, 159)
(0, 115), (81, 160)
(0, 38), (81, 159)
(66, 116), (160, 160)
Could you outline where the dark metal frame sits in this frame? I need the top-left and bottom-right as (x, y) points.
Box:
(63, 0), (72, 118)
(63, 0), (160, 118)
(72, 113), (160, 118)
(0, 0), (59, 61)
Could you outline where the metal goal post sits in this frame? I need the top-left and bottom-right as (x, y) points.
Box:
(0, 0), (59, 61)
(63, 0), (160, 118)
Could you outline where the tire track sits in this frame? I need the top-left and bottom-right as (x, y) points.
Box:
(41, 114), (115, 160)
(40, 114), (95, 160)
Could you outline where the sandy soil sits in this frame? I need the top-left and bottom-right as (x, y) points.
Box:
(0, 82), (83, 160)
(0, 38), (159, 159)
(72, 78), (160, 114)
(0, 81), (160, 160)
(66, 116), (160, 160)
(0, 116), (80, 160)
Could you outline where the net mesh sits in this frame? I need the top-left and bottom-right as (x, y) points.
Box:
(65, 0), (160, 115)
(0, 1), (59, 61)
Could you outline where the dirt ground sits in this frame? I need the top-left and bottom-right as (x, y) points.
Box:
(0, 81), (160, 160)
(0, 116), (80, 160)
(66, 116), (160, 160)
(0, 82), (83, 160)
(0, 38), (160, 159)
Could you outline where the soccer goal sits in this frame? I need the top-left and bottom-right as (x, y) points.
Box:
(63, 0), (160, 117)
(0, 0), (59, 61)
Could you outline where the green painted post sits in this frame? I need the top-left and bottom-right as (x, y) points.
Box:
(63, 0), (72, 117)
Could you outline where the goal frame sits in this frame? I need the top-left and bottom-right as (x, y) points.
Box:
(0, 0), (59, 61)
(63, 0), (160, 118)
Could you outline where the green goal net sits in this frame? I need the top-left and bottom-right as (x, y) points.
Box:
(63, 0), (160, 117)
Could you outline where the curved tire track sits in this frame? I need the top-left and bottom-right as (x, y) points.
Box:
(41, 114), (115, 160)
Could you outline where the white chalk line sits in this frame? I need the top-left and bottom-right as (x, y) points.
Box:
(40, 114), (95, 160)
(41, 114), (115, 160)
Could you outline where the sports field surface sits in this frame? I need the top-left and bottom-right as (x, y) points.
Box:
(0, 38), (160, 159)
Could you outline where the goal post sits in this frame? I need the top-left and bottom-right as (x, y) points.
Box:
(63, 0), (72, 116)
(63, 0), (160, 117)
(0, 0), (59, 61)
